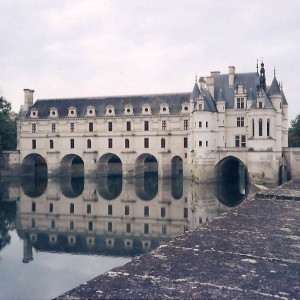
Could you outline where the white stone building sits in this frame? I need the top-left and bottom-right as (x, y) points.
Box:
(17, 62), (289, 184)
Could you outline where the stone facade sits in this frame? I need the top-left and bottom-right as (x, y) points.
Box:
(17, 63), (289, 184)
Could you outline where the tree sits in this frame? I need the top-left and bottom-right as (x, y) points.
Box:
(0, 96), (17, 151)
(288, 114), (300, 147)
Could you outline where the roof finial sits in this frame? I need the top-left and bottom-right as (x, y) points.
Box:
(256, 59), (258, 74)
(195, 73), (197, 83)
(274, 67), (276, 78)
(281, 81), (283, 90)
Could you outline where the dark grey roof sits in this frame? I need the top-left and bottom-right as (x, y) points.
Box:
(251, 88), (274, 109)
(191, 82), (200, 99)
(268, 76), (281, 95)
(202, 89), (217, 112)
(213, 72), (260, 109)
(281, 90), (288, 105)
(23, 93), (191, 119)
(216, 88), (225, 102)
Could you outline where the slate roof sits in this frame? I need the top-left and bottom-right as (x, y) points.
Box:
(23, 93), (191, 119)
(268, 76), (281, 95)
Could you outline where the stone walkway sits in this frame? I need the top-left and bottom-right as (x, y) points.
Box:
(55, 179), (300, 300)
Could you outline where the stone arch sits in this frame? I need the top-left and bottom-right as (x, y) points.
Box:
(97, 153), (122, 176)
(135, 153), (158, 177)
(21, 153), (48, 177)
(279, 164), (288, 185)
(215, 156), (249, 207)
(60, 177), (84, 198)
(60, 154), (84, 177)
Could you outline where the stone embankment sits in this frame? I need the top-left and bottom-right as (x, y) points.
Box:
(56, 179), (300, 300)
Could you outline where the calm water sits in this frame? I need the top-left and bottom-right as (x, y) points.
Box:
(0, 175), (249, 300)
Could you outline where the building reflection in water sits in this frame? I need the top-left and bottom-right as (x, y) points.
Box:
(16, 175), (249, 263)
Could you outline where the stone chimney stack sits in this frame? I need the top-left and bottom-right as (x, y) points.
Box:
(199, 76), (206, 90)
(229, 66), (235, 87)
(206, 71), (220, 97)
(23, 89), (34, 111)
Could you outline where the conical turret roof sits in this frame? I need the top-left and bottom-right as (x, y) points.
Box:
(268, 76), (281, 95)
(191, 81), (201, 99)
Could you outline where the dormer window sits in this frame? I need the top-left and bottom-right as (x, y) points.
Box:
(86, 106), (96, 117)
(236, 97), (245, 109)
(142, 104), (152, 115)
(258, 101), (263, 108)
(30, 108), (38, 118)
(181, 102), (190, 114)
(49, 107), (58, 118)
(124, 105), (133, 115)
(105, 105), (115, 116)
(68, 106), (77, 117)
(159, 103), (170, 114)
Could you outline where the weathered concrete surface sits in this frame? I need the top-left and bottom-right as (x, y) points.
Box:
(55, 179), (300, 300)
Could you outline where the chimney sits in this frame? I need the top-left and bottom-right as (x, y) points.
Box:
(199, 76), (206, 90)
(23, 89), (34, 111)
(229, 66), (235, 87)
(206, 75), (214, 96)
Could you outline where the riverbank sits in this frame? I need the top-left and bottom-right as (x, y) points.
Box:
(55, 179), (300, 299)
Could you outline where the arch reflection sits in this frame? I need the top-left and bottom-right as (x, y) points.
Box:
(135, 173), (158, 201)
(97, 175), (122, 200)
(60, 177), (84, 198)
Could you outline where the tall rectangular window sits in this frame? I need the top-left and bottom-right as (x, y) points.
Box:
(144, 138), (149, 148)
(144, 223), (149, 234)
(161, 207), (166, 218)
(51, 220), (55, 229)
(108, 122), (112, 131)
(88, 221), (93, 231)
(87, 204), (91, 214)
(108, 222), (112, 232)
(126, 223), (131, 233)
(125, 139), (130, 148)
(206, 121), (208, 128)
(70, 203), (74, 214)
(70, 123), (74, 132)
(32, 124), (36, 133)
(237, 97), (245, 109)
(162, 120), (167, 130)
(237, 117), (245, 127)
(184, 137), (188, 148)
(32, 202), (36, 212)
(199, 121), (202, 128)
(126, 121), (131, 131)
(50, 140), (54, 149)
(144, 121), (149, 131)
(144, 206), (149, 217)
(70, 139), (74, 148)
(108, 205), (113, 215)
(184, 120), (189, 130)
(184, 207), (188, 219)
(49, 203), (53, 213)
(70, 220), (74, 230)
(125, 205), (129, 215)
(108, 138), (113, 148)
(32, 139), (36, 149)
(89, 122), (93, 132)
(162, 225), (167, 235)
(52, 123), (56, 133)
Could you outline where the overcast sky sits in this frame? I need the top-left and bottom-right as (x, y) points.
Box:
(0, 0), (299, 122)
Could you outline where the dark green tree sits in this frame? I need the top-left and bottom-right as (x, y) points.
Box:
(0, 96), (17, 151)
(288, 114), (300, 147)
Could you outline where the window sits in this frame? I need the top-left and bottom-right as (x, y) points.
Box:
(32, 124), (36, 133)
(267, 119), (270, 137)
(126, 223), (131, 233)
(206, 121), (208, 128)
(49, 203), (53, 213)
(108, 205), (113, 215)
(252, 119), (255, 137)
(235, 135), (246, 147)
(70, 220), (74, 230)
(161, 138), (166, 148)
(237, 97), (245, 109)
(89, 122), (93, 132)
(108, 122), (112, 131)
(144, 223), (149, 234)
(144, 138), (149, 148)
(32, 202), (36, 212)
(237, 117), (245, 127)
(125, 139), (130, 148)
(184, 207), (188, 219)
(184, 120), (189, 130)
(199, 121), (202, 128)
(184, 137), (188, 148)
(52, 123), (56, 133)
(108, 222), (112, 232)
(51, 220), (55, 229)
(70, 203), (74, 214)
(31, 218), (36, 228)
(259, 119), (263, 136)
(144, 121), (149, 131)
(206, 141), (208, 147)
(199, 103), (203, 111)
(125, 205), (129, 215)
(162, 225), (167, 235)
(87, 204), (91, 214)
(70, 139), (74, 148)
(144, 206), (149, 217)
(87, 139), (91, 149)
(50, 139), (54, 149)
(162, 120), (167, 130)
(161, 207), (166, 218)
(32, 140), (36, 149)
(108, 138), (113, 148)
(88, 221), (93, 231)
(70, 123), (74, 132)
(258, 101), (263, 108)
(126, 121), (131, 131)
(199, 141), (202, 147)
